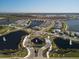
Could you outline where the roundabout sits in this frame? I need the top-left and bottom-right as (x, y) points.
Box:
(22, 35), (52, 59)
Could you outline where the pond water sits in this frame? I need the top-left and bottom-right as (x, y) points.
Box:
(54, 37), (79, 49)
(31, 38), (44, 44)
(0, 30), (28, 50)
(29, 20), (44, 28)
(66, 20), (79, 32)
(29, 19), (79, 32)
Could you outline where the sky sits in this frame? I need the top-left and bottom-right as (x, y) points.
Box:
(0, 0), (79, 13)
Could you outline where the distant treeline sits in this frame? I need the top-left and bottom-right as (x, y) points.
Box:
(0, 13), (79, 17)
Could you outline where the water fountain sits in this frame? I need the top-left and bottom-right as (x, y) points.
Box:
(3, 37), (6, 42)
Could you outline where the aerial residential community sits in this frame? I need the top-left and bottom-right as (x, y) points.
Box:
(0, 13), (79, 59)
(0, 0), (79, 59)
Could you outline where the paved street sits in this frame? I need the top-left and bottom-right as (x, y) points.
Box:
(24, 47), (35, 59)
(22, 35), (52, 59)
(0, 57), (79, 59)
(22, 31), (79, 59)
(38, 42), (51, 57)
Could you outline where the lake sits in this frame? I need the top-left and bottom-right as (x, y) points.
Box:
(29, 19), (79, 32)
(54, 37), (79, 49)
(0, 30), (28, 50)
(66, 20), (79, 32)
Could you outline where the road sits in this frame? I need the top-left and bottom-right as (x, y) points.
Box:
(22, 35), (52, 59)
(0, 57), (79, 59)
(22, 35), (35, 59)
(51, 33), (79, 42)
(38, 31), (79, 42)
(38, 36), (52, 58)
(22, 31), (79, 59)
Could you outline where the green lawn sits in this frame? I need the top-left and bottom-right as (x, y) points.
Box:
(50, 39), (79, 57)
(0, 26), (15, 34)
(50, 50), (79, 57)
(0, 48), (28, 58)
